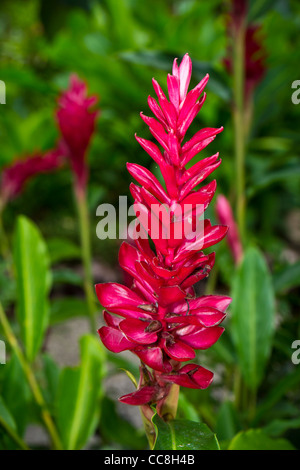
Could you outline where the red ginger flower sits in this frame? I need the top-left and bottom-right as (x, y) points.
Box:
(56, 74), (99, 194)
(0, 146), (64, 206)
(96, 54), (231, 407)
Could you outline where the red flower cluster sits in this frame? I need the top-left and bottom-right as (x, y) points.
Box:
(96, 54), (231, 406)
(56, 74), (99, 194)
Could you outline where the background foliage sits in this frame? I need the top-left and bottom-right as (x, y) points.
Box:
(0, 0), (299, 450)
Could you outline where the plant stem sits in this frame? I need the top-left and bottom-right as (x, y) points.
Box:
(139, 405), (156, 449)
(0, 415), (30, 450)
(0, 302), (63, 450)
(233, 366), (242, 411)
(0, 205), (10, 261)
(75, 188), (97, 332)
(233, 24), (246, 242)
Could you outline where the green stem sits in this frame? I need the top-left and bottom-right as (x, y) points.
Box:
(75, 188), (97, 332)
(233, 366), (242, 411)
(0, 415), (30, 450)
(0, 204), (10, 260)
(233, 24), (246, 243)
(0, 302), (63, 450)
(139, 405), (156, 450)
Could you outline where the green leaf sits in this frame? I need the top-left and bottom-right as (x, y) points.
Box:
(216, 401), (241, 441)
(152, 414), (220, 450)
(51, 268), (83, 287)
(254, 367), (300, 424)
(177, 393), (201, 423)
(1, 353), (32, 435)
(0, 396), (22, 450)
(99, 396), (147, 449)
(263, 418), (300, 438)
(50, 297), (88, 325)
(231, 246), (275, 390)
(47, 237), (81, 265)
(247, 162), (300, 198)
(13, 216), (51, 362)
(228, 429), (295, 450)
(0, 397), (17, 432)
(56, 335), (106, 450)
(273, 261), (300, 294)
(42, 354), (60, 410)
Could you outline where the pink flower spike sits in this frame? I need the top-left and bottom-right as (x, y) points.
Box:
(215, 194), (243, 264)
(96, 53), (230, 409)
(56, 74), (99, 194)
(0, 146), (65, 205)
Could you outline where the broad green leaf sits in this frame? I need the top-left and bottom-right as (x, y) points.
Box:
(0, 397), (29, 450)
(56, 335), (106, 450)
(254, 367), (300, 424)
(0, 397), (17, 432)
(0, 396), (19, 450)
(50, 297), (88, 325)
(177, 393), (201, 423)
(216, 401), (241, 441)
(228, 429), (295, 450)
(47, 237), (81, 265)
(51, 268), (83, 287)
(42, 354), (60, 410)
(247, 162), (300, 198)
(248, 0), (291, 22)
(231, 246), (275, 390)
(13, 216), (51, 362)
(263, 418), (300, 438)
(152, 414), (220, 450)
(1, 353), (32, 435)
(100, 396), (147, 449)
(273, 261), (300, 294)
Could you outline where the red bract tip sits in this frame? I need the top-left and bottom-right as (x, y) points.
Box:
(56, 74), (99, 194)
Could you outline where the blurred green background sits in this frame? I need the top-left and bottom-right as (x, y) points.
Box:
(0, 0), (299, 450)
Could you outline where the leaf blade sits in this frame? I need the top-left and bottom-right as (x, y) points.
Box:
(231, 246), (275, 390)
(152, 414), (220, 450)
(56, 335), (106, 450)
(13, 216), (51, 362)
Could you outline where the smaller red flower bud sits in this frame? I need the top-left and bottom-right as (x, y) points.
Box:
(56, 74), (99, 194)
(215, 194), (243, 265)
